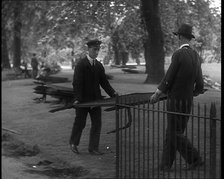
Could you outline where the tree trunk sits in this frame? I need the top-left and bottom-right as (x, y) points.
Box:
(111, 31), (120, 65)
(13, 1), (22, 68)
(2, 26), (11, 69)
(111, 29), (129, 66)
(141, 0), (165, 84)
(121, 51), (129, 65)
(113, 44), (120, 65)
(119, 42), (129, 66)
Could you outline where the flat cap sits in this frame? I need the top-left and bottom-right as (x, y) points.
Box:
(86, 39), (102, 47)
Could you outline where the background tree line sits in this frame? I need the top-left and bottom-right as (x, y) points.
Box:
(1, 0), (221, 83)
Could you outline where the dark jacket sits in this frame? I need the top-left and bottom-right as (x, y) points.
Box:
(31, 57), (38, 69)
(72, 56), (116, 102)
(158, 46), (204, 101)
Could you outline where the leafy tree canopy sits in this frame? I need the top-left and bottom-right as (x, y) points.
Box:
(1, 0), (221, 66)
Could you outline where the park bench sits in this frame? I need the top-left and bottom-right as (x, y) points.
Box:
(110, 64), (137, 69)
(33, 83), (75, 104)
(6, 67), (31, 79)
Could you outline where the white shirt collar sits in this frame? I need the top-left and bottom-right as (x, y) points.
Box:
(86, 54), (94, 65)
(179, 44), (190, 49)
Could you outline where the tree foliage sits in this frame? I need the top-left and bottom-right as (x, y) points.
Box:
(159, 0), (221, 62)
(2, 0), (221, 74)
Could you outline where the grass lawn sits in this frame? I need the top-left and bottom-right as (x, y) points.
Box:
(1, 62), (221, 179)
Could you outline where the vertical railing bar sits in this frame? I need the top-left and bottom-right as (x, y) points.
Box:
(126, 98), (129, 178)
(185, 101), (188, 179)
(162, 100), (166, 179)
(133, 103), (136, 179)
(219, 106), (221, 178)
(147, 102), (150, 178)
(167, 99), (170, 179)
(157, 101), (160, 178)
(143, 103), (146, 179)
(115, 94), (119, 179)
(210, 103), (217, 179)
(197, 102), (200, 178)
(129, 99), (132, 178)
(152, 103), (155, 178)
(204, 104), (207, 179)
(121, 96), (126, 178)
(138, 103), (140, 179)
(119, 103), (123, 178)
(209, 103), (211, 179)
(191, 101), (194, 178)
(174, 99), (177, 179)
(124, 98), (127, 178)
(209, 103), (212, 179)
(219, 107), (221, 179)
(179, 100), (183, 179)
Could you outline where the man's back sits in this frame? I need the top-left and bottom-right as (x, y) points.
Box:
(170, 47), (201, 99)
(159, 47), (204, 100)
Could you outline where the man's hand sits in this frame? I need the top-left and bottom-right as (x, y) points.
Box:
(149, 89), (162, 104)
(112, 91), (120, 97)
(73, 100), (80, 106)
(114, 91), (119, 96)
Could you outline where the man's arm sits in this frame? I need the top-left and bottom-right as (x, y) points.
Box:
(193, 62), (204, 96)
(99, 64), (117, 97)
(150, 51), (181, 104)
(149, 89), (163, 104)
(158, 51), (180, 94)
(73, 62), (84, 102)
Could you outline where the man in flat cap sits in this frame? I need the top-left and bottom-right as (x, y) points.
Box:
(150, 24), (205, 171)
(70, 39), (118, 155)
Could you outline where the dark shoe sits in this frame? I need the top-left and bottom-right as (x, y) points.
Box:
(160, 165), (172, 172)
(70, 144), (79, 154)
(186, 160), (204, 170)
(89, 150), (104, 155)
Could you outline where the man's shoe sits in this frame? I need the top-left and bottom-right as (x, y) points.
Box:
(89, 150), (104, 155)
(160, 165), (172, 172)
(70, 144), (79, 154)
(186, 160), (204, 170)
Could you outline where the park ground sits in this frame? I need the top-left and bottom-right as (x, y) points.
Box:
(1, 63), (221, 179)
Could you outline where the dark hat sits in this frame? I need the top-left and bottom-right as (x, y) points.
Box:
(86, 39), (102, 47)
(173, 24), (195, 39)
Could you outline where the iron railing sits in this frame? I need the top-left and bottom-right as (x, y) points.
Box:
(115, 95), (221, 179)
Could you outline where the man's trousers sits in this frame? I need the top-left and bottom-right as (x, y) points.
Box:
(69, 107), (102, 151)
(160, 99), (201, 168)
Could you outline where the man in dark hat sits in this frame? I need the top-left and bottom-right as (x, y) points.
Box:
(70, 39), (118, 155)
(150, 24), (205, 171)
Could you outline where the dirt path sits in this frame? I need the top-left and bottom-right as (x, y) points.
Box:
(2, 65), (221, 179)
(1, 78), (118, 178)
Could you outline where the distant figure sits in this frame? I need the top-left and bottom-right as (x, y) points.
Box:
(31, 53), (39, 79)
(21, 60), (30, 78)
(36, 66), (51, 81)
(35, 67), (51, 103)
(70, 39), (118, 155)
(150, 23), (204, 171)
(40, 61), (45, 69)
